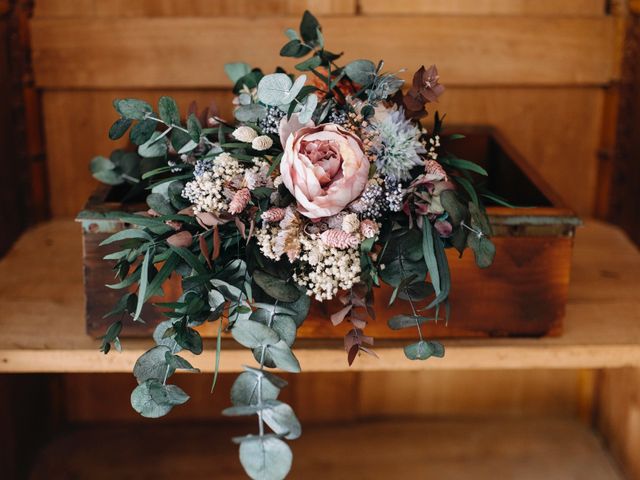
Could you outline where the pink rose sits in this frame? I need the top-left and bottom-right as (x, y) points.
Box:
(279, 122), (370, 219)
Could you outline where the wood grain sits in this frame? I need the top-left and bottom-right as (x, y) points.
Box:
(0, 219), (638, 372)
(29, 418), (624, 479)
(34, 0), (357, 17)
(359, 0), (607, 16)
(30, 16), (617, 88)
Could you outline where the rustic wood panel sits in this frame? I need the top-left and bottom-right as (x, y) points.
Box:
(30, 16), (617, 88)
(30, 418), (625, 479)
(42, 87), (603, 217)
(34, 0), (356, 17)
(596, 368), (640, 480)
(60, 370), (593, 423)
(1, 219), (639, 372)
(360, 0), (607, 16)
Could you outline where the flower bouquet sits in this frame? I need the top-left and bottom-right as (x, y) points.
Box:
(91, 11), (498, 479)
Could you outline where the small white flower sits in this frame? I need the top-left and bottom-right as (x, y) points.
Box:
(252, 135), (273, 151)
(341, 213), (360, 234)
(232, 126), (258, 143)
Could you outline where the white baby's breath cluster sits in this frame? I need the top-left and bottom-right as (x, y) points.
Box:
(426, 135), (440, 160)
(182, 153), (272, 214)
(293, 233), (362, 301)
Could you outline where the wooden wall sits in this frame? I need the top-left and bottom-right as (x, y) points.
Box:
(27, 1), (628, 426)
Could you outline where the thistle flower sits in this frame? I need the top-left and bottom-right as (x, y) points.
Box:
(371, 106), (425, 181)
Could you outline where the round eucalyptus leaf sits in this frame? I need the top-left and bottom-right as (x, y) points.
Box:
(152, 321), (182, 352)
(138, 131), (168, 158)
(266, 340), (301, 373)
(250, 309), (297, 346)
(262, 402), (302, 440)
(253, 270), (300, 303)
(387, 314), (434, 330)
(257, 73), (293, 106)
(238, 435), (293, 480)
(234, 104), (267, 123)
(133, 346), (173, 384)
(297, 93), (317, 124)
(114, 98), (152, 120)
(231, 371), (281, 406)
(130, 380), (173, 418)
(148, 382), (190, 406)
(344, 59), (377, 85)
(231, 320), (280, 349)
(403, 340), (445, 360)
(281, 74), (307, 104)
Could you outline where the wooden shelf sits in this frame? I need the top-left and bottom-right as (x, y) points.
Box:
(30, 417), (624, 479)
(0, 219), (638, 373)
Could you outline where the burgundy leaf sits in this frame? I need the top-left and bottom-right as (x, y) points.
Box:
(331, 305), (352, 326)
(347, 344), (359, 366)
(166, 231), (193, 248)
(199, 235), (212, 269)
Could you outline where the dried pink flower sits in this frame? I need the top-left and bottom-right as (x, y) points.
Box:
(320, 229), (359, 249)
(228, 188), (251, 215)
(424, 159), (447, 181)
(359, 219), (379, 238)
(261, 207), (286, 223)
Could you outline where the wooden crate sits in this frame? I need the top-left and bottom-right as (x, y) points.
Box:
(77, 127), (580, 339)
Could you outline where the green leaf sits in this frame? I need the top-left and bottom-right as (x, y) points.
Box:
(279, 39), (312, 58)
(153, 320), (182, 352)
(295, 55), (322, 72)
(467, 234), (496, 269)
(284, 28), (299, 41)
(403, 340), (445, 360)
(299, 10), (320, 43)
(165, 352), (199, 372)
(224, 62), (252, 84)
(109, 117), (133, 140)
(231, 320), (280, 349)
(443, 155), (488, 176)
(344, 59), (377, 85)
(146, 193), (174, 215)
(253, 270), (301, 303)
(130, 379), (173, 418)
(158, 96), (180, 125)
(238, 435), (293, 480)
(234, 104), (267, 123)
(174, 323), (203, 354)
(130, 118), (157, 145)
(250, 308), (297, 347)
(455, 175), (479, 208)
(258, 73), (306, 106)
(262, 401), (301, 440)
(277, 287), (310, 327)
(186, 113), (202, 142)
(388, 314), (434, 330)
(133, 248), (152, 321)
(267, 340), (301, 373)
(297, 93), (317, 123)
(422, 221), (440, 296)
(138, 131), (168, 158)
(231, 371), (281, 406)
(148, 382), (190, 406)
(397, 282), (434, 301)
(133, 346), (172, 384)
(100, 228), (151, 246)
(114, 98), (152, 120)
(440, 190), (467, 226)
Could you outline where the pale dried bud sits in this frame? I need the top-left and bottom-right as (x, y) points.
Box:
(359, 219), (379, 238)
(424, 159), (447, 180)
(320, 229), (360, 249)
(232, 126), (258, 143)
(261, 207), (286, 223)
(341, 213), (360, 234)
(228, 188), (251, 215)
(251, 135), (273, 151)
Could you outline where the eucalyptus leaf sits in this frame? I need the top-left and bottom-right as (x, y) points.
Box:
(262, 401), (301, 440)
(146, 193), (174, 215)
(148, 382), (190, 406)
(403, 340), (445, 360)
(238, 435), (293, 480)
(345, 59), (377, 85)
(267, 340), (300, 373)
(467, 234), (496, 269)
(231, 371), (281, 406)
(138, 131), (168, 158)
(158, 96), (180, 125)
(225, 62), (252, 84)
(388, 314), (434, 330)
(133, 345), (172, 384)
(130, 118), (157, 145)
(109, 117), (133, 140)
(257, 74), (296, 106)
(231, 320), (280, 349)
(130, 380), (173, 418)
(114, 98), (152, 120)
(234, 104), (267, 123)
(250, 309), (297, 347)
(253, 270), (300, 303)
(153, 320), (182, 352)
(281, 75), (307, 104)
(297, 93), (317, 123)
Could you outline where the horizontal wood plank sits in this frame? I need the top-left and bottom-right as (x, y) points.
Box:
(30, 16), (617, 88)
(30, 418), (624, 479)
(0, 219), (638, 372)
(360, 0), (607, 16)
(34, 0), (356, 17)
